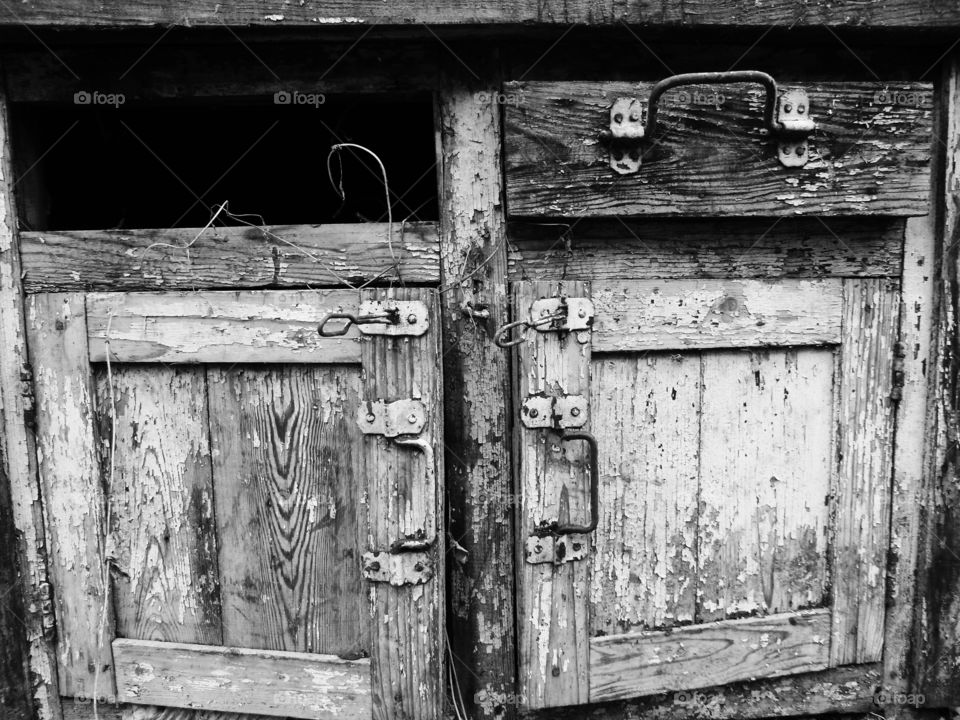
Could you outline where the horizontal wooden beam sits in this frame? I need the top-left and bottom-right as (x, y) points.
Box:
(86, 290), (363, 363)
(589, 609), (831, 703)
(505, 81), (931, 217)
(112, 638), (370, 719)
(591, 279), (842, 352)
(21, 223), (440, 293)
(2, 2), (960, 28)
(508, 218), (904, 280)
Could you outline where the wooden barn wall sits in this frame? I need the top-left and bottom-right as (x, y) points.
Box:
(0, 20), (958, 720)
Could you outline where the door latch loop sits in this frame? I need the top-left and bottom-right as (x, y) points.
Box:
(494, 297), (594, 348)
(532, 430), (600, 537)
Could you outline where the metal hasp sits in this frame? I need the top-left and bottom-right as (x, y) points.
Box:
(599, 70), (815, 173)
(318, 299), (429, 337)
(494, 296), (595, 347)
(358, 401), (436, 585)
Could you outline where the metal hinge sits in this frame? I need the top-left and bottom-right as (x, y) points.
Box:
(362, 552), (433, 586)
(318, 300), (429, 337)
(358, 399), (427, 437)
(495, 296), (594, 347)
(890, 341), (906, 402)
(521, 394), (588, 429)
(525, 534), (589, 565)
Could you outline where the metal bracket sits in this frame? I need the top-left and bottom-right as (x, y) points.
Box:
(607, 97), (645, 173)
(525, 534), (589, 565)
(362, 551), (433, 585)
(529, 297), (594, 332)
(775, 88), (815, 168)
(358, 399), (427, 437)
(318, 300), (429, 337)
(521, 394), (588, 429)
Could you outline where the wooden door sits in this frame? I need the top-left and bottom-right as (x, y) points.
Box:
(512, 277), (898, 707)
(25, 286), (443, 720)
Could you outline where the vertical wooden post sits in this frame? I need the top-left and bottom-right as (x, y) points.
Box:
(436, 73), (517, 719)
(0, 69), (63, 720)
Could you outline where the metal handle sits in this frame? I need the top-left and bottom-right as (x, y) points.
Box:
(318, 308), (399, 337)
(534, 430), (599, 537)
(388, 435), (436, 554)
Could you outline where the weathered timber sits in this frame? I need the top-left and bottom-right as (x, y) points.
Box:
(95, 367), (222, 646)
(0, 68), (62, 720)
(508, 218), (905, 281)
(590, 279), (843, 352)
(589, 609), (831, 703)
(86, 290), (361, 364)
(515, 281), (591, 708)
(208, 366), (367, 658)
(360, 287), (444, 720)
(505, 81), (931, 217)
(697, 349), (833, 621)
(2, 2), (960, 27)
(20, 223), (440, 293)
(436, 76), (517, 720)
(112, 638), (369, 719)
(590, 353), (699, 633)
(830, 279), (899, 665)
(25, 293), (115, 702)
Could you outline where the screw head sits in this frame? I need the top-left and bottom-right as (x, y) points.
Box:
(628, 111), (640, 122)
(578, 308), (587, 318)
(779, 144), (790, 155)
(407, 313), (418, 324)
(366, 561), (381, 572)
(414, 562), (424, 572)
(613, 112), (623, 124)
(407, 413), (419, 424)
(570, 407), (581, 417)
(529, 408), (539, 418)
(783, 102), (793, 113)
(797, 104), (806, 114)
(366, 413), (376, 423)
(795, 145), (806, 157)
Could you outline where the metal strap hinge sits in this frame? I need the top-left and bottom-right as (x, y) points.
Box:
(525, 534), (589, 565)
(362, 551), (433, 585)
(521, 394), (588, 429)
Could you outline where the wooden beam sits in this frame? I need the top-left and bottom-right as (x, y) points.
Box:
(591, 279), (842, 352)
(21, 223), (440, 293)
(86, 290), (362, 364)
(505, 81), (932, 218)
(0, 67), (63, 720)
(436, 75), (517, 720)
(112, 638), (370, 719)
(589, 610), (831, 703)
(2, 2), (960, 28)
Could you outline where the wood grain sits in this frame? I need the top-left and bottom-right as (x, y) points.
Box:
(589, 609), (831, 703)
(0, 70), (62, 720)
(207, 365), (367, 658)
(3, 1), (960, 27)
(507, 218), (905, 281)
(505, 81), (932, 217)
(830, 279), (899, 665)
(591, 279), (843, 352)
(113, 638), (369, 719)
(21, 223), (440, 293)
(436, 77), (517, 719)
(95, 367), (221, 646)
(515, 281), (591, 708)
(359, 287), (443, 720)
(697, 349), (833, 621)
(86, 291), (361, 364)
(589, 353), (699, 634)
(25, 293), (115, 702)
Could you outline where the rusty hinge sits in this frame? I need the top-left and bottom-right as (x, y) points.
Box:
(318, 300), (429, 337)
(521, 394), (588, 430)
(890, 341), (906, 402)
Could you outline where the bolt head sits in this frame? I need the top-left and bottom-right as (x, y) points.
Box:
(414, 562), (424, 572)
(529, 408), (539, 418)
(613, 112), (623, 124)
(783, 102), (793, 113)
(795, 145), (806, 157)
(628, 111), (640, 122)
(570, 407), (581, 417)
(407, 313), (418, 324)
(366, 413), (377, 423)
(578, 308), (587, 318)
(407, 413), (419, 424)
(797, 104), (806, 114)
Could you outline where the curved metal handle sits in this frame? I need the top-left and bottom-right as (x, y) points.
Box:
(389, 435), (436, 554)
(646, 71), (782, 137)
(318, 309), (399, 337)
(534, 430), (599, 537)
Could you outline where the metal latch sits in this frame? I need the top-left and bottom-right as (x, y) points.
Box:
(495, 296), (594, 348)
(599, 70), (815, 172)
(525, 534), (589, 565)
(362, 551), (433, 586)
(358, 399), (427, 437)
(521, 394), (588, 429)
(318, 300), (429, 337)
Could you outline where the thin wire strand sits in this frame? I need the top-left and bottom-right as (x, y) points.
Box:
(143, 200), (228, 259)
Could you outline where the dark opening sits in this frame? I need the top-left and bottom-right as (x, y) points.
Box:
(11, 95), (437, 231)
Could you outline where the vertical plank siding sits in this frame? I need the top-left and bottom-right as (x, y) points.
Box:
(208, 366), (367, 658)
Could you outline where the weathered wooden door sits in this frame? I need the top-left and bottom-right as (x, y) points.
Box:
(25, 284), (443, 719)
(503, 76), (931, 708)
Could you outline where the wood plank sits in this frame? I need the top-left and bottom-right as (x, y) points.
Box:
(21, 223), (440, 293)
(0, 67), (62, 720)
(516, 281), (591, 708)
(436, 77), (517, 719)
(25, 293), (115, 702)
(505, 81), (931, 218)
(830, 279), (899, 665)
(589, 609), (831, 703)
(112, 638), (369, 719)
(589, 353), (699, 634)
(697, 349), (833, 621)
(591, 280), (842, 352)
(94, 367), (221, 646)
(86, 290), (361, 364)
(207, 366), (367, 658)
(3, 1), (960, 27)
(360, 287), (443, 720)
(508, 218), (905, 281)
